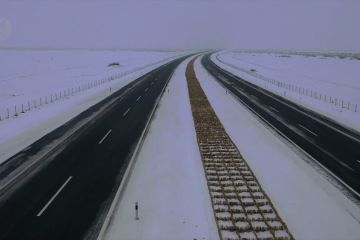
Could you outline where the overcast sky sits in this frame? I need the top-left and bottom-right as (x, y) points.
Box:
(0, 0), (359, 51)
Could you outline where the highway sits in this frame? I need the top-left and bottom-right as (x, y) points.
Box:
(0, 56), (188, 240)
(202, 54), (360, 197)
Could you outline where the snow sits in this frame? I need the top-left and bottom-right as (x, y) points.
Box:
(212, 51), (360, 132)
(104, 57), (218, 240)
(0, 50), (185, 164)
(194, 57), (360, 240)
(0, 50), (180, 115)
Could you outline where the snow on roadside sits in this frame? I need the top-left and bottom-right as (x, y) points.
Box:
(0, 50), (181, 119)
(0, 51), (186, 164)
(105, 57), (218, 240)
(194, 57), (360, 240)
(212, 51), (360, 132)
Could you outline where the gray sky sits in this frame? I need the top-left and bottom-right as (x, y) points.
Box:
(0, 0), (359, 51)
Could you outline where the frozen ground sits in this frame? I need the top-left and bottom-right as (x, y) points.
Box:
(105, 57), (218, 240)
(0, 49), (180, 117)
(0, 50), (185, 164)
(195, 57), (360, 240)
(213, 51), (360, 132)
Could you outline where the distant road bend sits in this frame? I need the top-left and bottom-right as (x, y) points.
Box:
(0, 55), (189, 240)
(202, 53), (360, 197)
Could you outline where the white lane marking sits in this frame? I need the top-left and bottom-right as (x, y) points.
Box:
(37, 176), (73, 217)
(218, 75), (232, 84)
(357, 160), (360, 164)
(222, 84), (359, 197)
(250, 94), (258, 100)
(123, 108), (131, 117)
(237, 86), (244, 92)
(99, 129), (112, 144)
(269, 106), (279, 113)
(217, 67), (360, 144)
(145, 88), (149, 92)
(136, 96), (142, 102)
(298, 124), (318, 137)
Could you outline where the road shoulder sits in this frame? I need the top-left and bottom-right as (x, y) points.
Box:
(104, 57), (218, 240)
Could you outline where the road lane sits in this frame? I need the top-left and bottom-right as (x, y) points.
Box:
(0, 56), (188, 240)
(202, 54), (360, 197)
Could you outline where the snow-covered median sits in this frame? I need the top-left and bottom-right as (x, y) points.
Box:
(0, 50), (185, 164)
(213, 51), (360, 132)
(104, 57), (218, 240)
(195, 57), (360, 240)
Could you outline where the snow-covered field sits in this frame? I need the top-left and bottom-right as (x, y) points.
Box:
(105, 57), (218, 240)
(0, 49), (184, 163)
(0, 49), (180, 119)
(195, 57), (360, 239)
(213, 51), (360, 132)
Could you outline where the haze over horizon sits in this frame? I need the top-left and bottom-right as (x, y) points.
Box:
(0, 0), (359, 52)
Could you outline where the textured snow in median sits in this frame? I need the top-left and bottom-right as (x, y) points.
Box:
(213, 51), (360, 132)
(0, 50), (184, 164)
(195, 57), (360, 240)
(105, 57), (218, 240)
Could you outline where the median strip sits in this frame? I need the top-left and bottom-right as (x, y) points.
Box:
(186, 59), (293, 240)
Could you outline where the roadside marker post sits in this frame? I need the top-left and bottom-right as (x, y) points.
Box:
(135, 202), (139, 220)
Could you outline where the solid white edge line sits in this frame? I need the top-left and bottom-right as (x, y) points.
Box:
(96, 55), (197, 240)
(123, 108), (131, 117)
(98, 129), (112, 145)
(136, 96), (142, 102)
(215, 57), (360, 145)
(298, 124), (318, 137)
(203, 57), (360, 198)
(37, 176), (73, 217)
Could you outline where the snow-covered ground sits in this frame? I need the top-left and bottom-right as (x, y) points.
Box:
(105, 57), (218, 240)
(213, 51), (360, 132)
(0, 50), (185, 164)
(0, 49), (180, 118)
(195, 57), (360, 240)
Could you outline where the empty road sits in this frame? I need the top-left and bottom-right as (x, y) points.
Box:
(0, 56), (188, 240)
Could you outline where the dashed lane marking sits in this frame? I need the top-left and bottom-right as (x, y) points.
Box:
(123, 108), (131, 117)
(98, 129), (112, 144)
(298, 124), (318, 137)
(269, 106), (279, 113)
(37, 176), (73, 217)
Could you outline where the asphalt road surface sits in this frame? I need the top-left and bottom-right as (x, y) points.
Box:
(202, 54), (360, 198)
(0, 56), (188, 240)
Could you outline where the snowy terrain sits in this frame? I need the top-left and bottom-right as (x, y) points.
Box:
(0, 49), (185, 163)
(194, 57), (360, 239)
(105, 57), (218, 240)
(213, 51), (360, 132)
